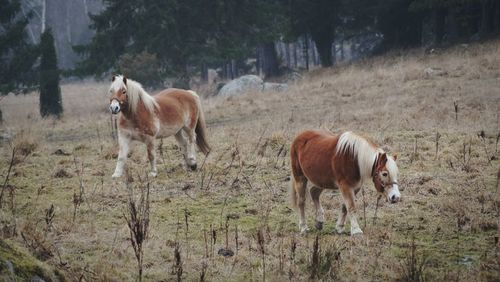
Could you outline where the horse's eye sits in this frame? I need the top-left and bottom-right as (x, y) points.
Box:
(122, 90), (127, 94)
(382, 172), (388, 177)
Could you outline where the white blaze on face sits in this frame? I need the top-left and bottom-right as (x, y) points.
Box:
(385, 156), (401, 203)
(109, 100), (120, 114)
(387, 184), (401, 203)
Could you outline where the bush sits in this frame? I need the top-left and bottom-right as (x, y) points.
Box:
(117, 51), (162, 88)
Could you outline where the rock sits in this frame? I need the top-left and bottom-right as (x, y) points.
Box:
(4, 260), (14, 276)
(0, 131), (13, 141)
(53, 149), (71, 156)
(263, 82), (288, 92)
(284, 71), (303, 82)
(31, 275), (45, 282)
(424, 67), (447, 77)
(217, 248), (234, 257)
(218, 75), (263, 97)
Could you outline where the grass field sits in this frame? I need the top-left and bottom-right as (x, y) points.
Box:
(0, 41), (499, 281)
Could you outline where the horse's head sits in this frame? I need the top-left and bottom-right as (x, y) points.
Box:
(372, 152), (401, 203)
(109, 75), (128, 114)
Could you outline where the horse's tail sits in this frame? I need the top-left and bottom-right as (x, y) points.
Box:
(289, 179), (298, 209)
(189, 90), (211, 155)
(289, 141), (300, 209)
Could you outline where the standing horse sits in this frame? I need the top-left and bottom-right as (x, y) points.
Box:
(108, 75), (210, 178)
(290, 130), (400, 235)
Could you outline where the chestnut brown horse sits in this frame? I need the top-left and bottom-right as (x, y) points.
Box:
(108, 75), (210, 178)
(290, 130), (400, 235)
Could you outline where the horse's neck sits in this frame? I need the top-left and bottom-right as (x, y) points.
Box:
(121, 100), (150, 122)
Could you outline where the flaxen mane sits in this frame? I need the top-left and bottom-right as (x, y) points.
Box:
(335, 131), (383, 182)
(112, 75), (158, 114)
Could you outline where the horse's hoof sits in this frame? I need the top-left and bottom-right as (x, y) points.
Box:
(149, 172), (157, 178)
(335, 225), (344, 234)
(300, 226), (310, 235)
(112, 173), (122, 178)
(315, 221), (323, 230)
(350, 228), (363, 236)
(189, 164), (197, 171)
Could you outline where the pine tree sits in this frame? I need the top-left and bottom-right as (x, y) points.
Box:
(74, 0), (286, 86)
(289, 0), (341, 67)
(0, 0), (39, 122)
(39, 29), (62, 118)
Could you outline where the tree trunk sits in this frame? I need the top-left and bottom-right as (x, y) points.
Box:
(303, 35), (309, 71)
(433, 7), (446, 44)
(340, 40), (344, 61)
(312, 35), (333, 67)
(480, 0), (495, 36)
(285, 43), (291, 69)
(42, 0), (46, 33)
(494, 1), (500, 32)
(332, 43), (336, 66)
(293, 43), (298, 69)
(201, 63), (208, 83)
(262, 42), (279, 78)
(447, 7), (459, 42)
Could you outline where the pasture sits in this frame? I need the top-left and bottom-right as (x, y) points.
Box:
(0, 42), (499, 281)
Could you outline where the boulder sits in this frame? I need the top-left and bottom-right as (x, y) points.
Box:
(218, 75), (263, 97)
(263, 82), (288, 92)
(424, 67), (447, 78)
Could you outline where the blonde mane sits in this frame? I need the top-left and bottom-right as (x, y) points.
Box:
(111, 75), (158, 114)
(335, 131), (384, 183)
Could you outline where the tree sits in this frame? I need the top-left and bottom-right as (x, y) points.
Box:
(376, 0), (425, 52)
(39, 28), (62, 118)
(0, 0), (39, 94)
(289, 0), (341, 67)
(74, 0), (287, 86)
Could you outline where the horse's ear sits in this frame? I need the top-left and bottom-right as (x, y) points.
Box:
(379, 152), (388, 164)
(393, 154), (398, 161)
(111, 75), (116, 82)
(123, 76), (127, 85)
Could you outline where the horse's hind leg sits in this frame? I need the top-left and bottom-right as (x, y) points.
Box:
(145, 137), (157, 177)
(335, 204), (347, 234)
(174, 131), (189, 168)
(112, 132), (131, 178)
(183, 127), (197, 170)
(294, 176), (309, 234)
(310, 186), (325, 230)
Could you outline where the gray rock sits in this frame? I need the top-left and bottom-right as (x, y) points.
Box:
(4, 260), (14, 275)
(424, 67), (447, 77)
(31, 275), (45, 282)
(218, 75), (263, 97)
(263, 82), (288, 92)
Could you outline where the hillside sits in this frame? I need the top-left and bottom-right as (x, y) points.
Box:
(0, 41), (499, 281)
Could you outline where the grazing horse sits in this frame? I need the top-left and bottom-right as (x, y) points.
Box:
(290, 130), (400, 235)
(108, 75), (210, 177)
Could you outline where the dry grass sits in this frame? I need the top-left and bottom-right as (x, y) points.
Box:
(0, 40), (499, 281)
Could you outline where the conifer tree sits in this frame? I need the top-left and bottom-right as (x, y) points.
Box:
(39, 29), (62, 118)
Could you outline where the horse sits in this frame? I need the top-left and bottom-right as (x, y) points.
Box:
(290, 130), (400, 236)
(108, 75), (210, 178)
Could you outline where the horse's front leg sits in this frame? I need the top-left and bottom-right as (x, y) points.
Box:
(338, 182), (363, 235)
(145, 137), (157, 177)
(112, 132), (131, 178)
(310, 186), (325, 230)
(184, 127), (197, 170)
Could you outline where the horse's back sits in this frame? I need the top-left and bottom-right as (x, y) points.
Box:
(153, 88), (199, 128)
(291, 130), (340, 188)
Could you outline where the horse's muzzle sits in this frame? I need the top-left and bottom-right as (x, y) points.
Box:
(109, 100), (121, 114)
(387, 184), (401, 204)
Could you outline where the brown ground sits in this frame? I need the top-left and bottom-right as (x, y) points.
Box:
(0, 41), (499, 281)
